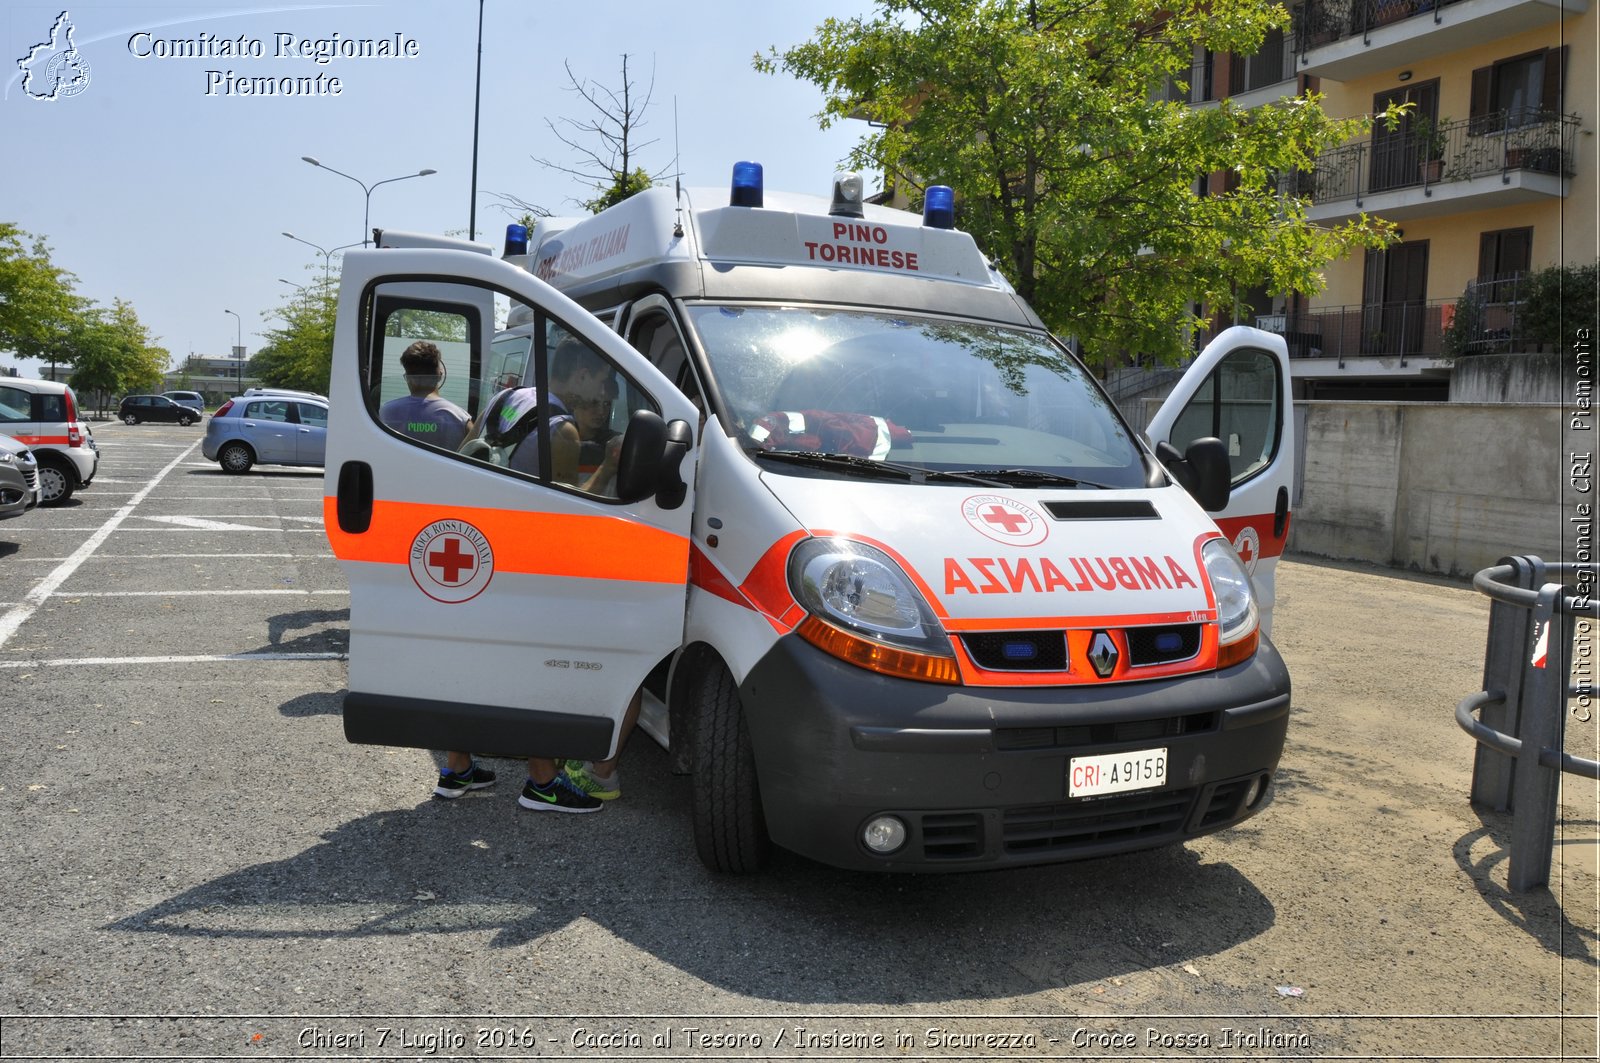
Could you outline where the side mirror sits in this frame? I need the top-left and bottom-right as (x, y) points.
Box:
(655, 419), (692, 511)
(1155, 437), (1231, 512)
(615, 410), (667, 503)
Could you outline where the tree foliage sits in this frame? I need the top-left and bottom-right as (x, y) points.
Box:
(67, 299), (169, 409)
(251, 281), (337, 394)
(2, 223), (169, 404)
(0, 223), (79, 362)
(759, 0), (1400, 364)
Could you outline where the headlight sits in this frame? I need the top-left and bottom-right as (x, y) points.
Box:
(0, 452), (13, 464)
(788, 538), (959, 683)
(1202, 537), (1259, 666)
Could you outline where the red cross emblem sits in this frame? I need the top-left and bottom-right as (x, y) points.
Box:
(961, 494), (1048, 546)
(981, 505), (1030, 534)
(409, 520), (494, 603)
(428, 536), (476, 584)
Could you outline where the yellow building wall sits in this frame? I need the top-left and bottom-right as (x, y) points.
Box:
(1309, 5), (1595, 311)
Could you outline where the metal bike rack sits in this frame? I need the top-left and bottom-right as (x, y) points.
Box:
(1457, 555), (1599, 892)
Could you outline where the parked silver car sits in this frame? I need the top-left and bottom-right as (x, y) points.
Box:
(201, 395), (328, 473)
(162, 390), (206, 415)
(0, 432), (41, 520)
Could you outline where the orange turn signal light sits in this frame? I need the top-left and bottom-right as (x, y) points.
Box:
(797, 616), (961, 685)
(1216, 629), (1259, 670)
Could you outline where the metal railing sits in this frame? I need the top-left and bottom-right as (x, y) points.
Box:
(1457, 556), (1599, 893)
(1255, 299), (1455, 362)
(1288, 112), (1580, 208)
(1295, 0), (1468, 53)
(1445, 272), (1530, 357)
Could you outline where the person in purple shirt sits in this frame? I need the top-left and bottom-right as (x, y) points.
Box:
(378, 341), (471, 450)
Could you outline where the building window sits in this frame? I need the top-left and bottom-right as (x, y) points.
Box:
(1471, 47), (1567, 132)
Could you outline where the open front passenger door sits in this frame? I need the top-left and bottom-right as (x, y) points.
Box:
(1147, 326), (1294, 634)
(323, 248), (699, 761)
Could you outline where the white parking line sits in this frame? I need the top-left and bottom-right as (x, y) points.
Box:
(59, 589), (346, 598)
(0, 652), (347, 669)
(0, 440), (201, 650)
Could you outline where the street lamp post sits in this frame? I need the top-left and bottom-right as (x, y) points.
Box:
(282, 232), (363, 284)
(279, 279), (309, 312)
(301, 157), (437, 246)
(223, 309), (243, 393)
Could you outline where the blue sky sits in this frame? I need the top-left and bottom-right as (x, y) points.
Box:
(1, 0), (877, 376)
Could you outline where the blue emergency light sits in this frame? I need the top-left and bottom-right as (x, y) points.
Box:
(923, 185), (955, 229)
(503, 223), (529, 256)
(730, 161), (764, 207)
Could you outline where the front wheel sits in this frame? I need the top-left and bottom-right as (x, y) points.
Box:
(122, 414), (138, 425)
(219, 442), (254, 474)
(178, 414), (195, 426)
(690, 659), (770, 873)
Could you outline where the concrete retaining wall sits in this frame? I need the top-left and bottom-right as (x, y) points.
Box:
(1288, 401), (1571, 577)
(1450, 353), (1567, 404)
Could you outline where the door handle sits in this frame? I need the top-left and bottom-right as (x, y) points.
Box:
(1273, 485), (1289, 538)
(337, 461), (373, 534)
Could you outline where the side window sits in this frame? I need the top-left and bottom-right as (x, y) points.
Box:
(1168, 349), (1281, 485)
(37, 393), (66, 421)
(295, 402), (328, 428)
(464, 315), (659, 501)
(365, 282), (487, 456)
(248, 400), (290, 423)
(0, 386), (28, 424)
(630, 310), (705, 422)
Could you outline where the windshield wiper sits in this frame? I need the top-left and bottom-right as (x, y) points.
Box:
(749, 449), (1007, 487)
(943, 468), (1116, 489)
(750, 449), (916, 481)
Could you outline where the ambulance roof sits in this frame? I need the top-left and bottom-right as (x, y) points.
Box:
(514, 184), (1041, 329)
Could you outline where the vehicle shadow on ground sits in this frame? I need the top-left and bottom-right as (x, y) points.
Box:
(108, 741), (1276, 1003)
(260, 608), (349, 656)
(1453, 813), (1600, 966)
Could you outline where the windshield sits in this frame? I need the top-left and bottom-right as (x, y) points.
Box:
(684, 305), (1147, 487)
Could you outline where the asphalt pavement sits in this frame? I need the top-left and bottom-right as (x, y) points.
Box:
(0, 419), (1593, 1062)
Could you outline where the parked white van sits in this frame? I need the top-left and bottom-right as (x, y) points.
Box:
(323, 167), (1295, 873)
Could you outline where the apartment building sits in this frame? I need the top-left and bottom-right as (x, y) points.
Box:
(1192, 0), (1594, 398)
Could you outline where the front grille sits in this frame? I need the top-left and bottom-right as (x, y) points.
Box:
(921, 811), (984, 859)
(1003, 788), (1196, 854)
(22, 467), (37, 491)
(962, 631), (1067, 671)
(993, 711), (1217, 751)
(1126, 624), (1202, 666)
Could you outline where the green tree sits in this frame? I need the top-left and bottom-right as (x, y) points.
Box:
(65, 299), (169, 412)
(251, 281), (337, 394)
(0, 223), (79, 364)
(760, 0), (1401, 365)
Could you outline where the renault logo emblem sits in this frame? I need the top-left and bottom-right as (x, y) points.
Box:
(1087, 631), (1119, 678)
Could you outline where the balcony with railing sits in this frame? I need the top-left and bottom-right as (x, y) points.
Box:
(1256, 299), (1457, 365)
(1293, 0), (1582, 81)
(1292, 110), (1579, 221)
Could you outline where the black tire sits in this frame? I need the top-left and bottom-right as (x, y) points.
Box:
(219, 442), (254, 474)
(690, 659), (770, 873)
(122, 414), (138, 425)
(36, 456), (75, 506)
(178, 414), (195, 426)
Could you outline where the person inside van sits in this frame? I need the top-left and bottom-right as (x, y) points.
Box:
(508, 337), (619, 493)
(378, 341), (472, 450)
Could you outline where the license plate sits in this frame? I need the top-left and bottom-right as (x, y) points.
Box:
(1069, 747), (1168, 798)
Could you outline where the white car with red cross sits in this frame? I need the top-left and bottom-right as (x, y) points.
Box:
(323, 164), (1295, 873)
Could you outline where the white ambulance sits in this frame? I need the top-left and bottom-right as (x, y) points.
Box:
(323, 165), (1294, 873)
